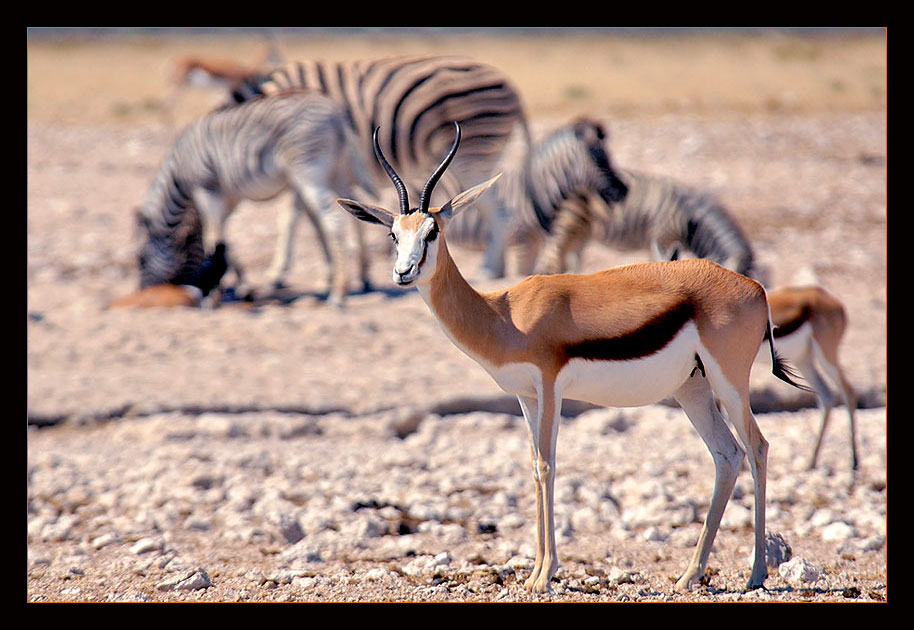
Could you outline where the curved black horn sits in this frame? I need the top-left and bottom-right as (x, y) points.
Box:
(418, 122), (461, 213)
(372, 127), (410, 214)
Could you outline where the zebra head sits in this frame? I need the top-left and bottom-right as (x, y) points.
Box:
(571, 118), (628, 207)
(136, 205), (206, 289)
(338, 122), (501, 288)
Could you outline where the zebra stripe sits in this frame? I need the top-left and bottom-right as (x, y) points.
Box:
(542, 168), (762, 281)
(446, 117), (629, 277)
(231, 56), (530, 224)
(462, 116), (762, 282)
(138, 90), (377, 305)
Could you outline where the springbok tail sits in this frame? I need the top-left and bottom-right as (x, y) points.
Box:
(765, 321), (813, 392)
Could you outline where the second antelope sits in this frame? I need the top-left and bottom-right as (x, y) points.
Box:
(338, 122), (808, 594)
(767, 285), (858, 470)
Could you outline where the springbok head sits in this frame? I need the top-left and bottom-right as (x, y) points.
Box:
(337, 122), (500, 288)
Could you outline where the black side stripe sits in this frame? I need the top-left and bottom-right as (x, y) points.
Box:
(773, 306), (811, 338)
(565, 301), (695, 362)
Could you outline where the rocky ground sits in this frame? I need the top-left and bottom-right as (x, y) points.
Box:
(27, 29), (887, 603)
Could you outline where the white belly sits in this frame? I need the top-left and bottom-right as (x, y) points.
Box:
(559, 322), (700, 407)
(479, 323), (701, 408)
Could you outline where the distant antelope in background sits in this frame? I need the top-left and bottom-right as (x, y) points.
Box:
(766, 285), (859, 470)
(163, 29), (284, 117)
(337, 122), (809, 594)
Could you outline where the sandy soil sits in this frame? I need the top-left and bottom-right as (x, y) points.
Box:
(27, 28), (887, 603)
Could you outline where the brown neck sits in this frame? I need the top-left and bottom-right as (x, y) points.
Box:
(416, 238), (516, 365)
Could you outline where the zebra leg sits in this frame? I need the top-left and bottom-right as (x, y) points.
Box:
(535, 198), (592, 275)
(651, 238), (683, 263)
(353, 218), (373, 293)
(480, 197), (512, 279)
(192, 189), (242, 295)
(297, 182), (350, 306)
(265, 195), (304, 290)
(513, 226), (544, 277)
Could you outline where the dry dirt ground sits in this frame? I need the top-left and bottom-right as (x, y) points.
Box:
(27, 29), (887, 603)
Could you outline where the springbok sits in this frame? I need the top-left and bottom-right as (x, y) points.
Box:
(337, 122), (808, 594)
(767, 285), (858, 470)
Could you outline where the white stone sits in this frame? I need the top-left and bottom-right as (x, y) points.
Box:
(130, 537), (163, 555)
(778, 557), (821, 584)
(821, 521), (856, 543)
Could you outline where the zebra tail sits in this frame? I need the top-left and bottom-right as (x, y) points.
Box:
(764, 321), (813, 392)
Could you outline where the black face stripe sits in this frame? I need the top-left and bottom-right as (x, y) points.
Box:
(565, 301), (695, 362)
(773, 306), (811, 338)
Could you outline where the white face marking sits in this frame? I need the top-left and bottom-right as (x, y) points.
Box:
(391, 213), (439, 287)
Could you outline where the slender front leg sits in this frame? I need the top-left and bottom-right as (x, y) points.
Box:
(352, 217), (372, 292)
(518, 385), (561, 594)
(517, 396), (545, 586)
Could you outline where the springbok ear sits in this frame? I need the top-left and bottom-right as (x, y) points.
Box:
(434, 173), (502, 221)
(337, 198), (395, 227)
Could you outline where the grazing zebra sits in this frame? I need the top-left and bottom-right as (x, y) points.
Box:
(445, 117), (630, 276)
(535, 167), (762, 281)
(471, 117), (763, 283)
(766, 285), (858, 470)
(137, 90), (377, 305)
(231, 55), (531, 277)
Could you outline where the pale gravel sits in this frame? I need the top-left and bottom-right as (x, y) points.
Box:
(27, 32), (886, 603)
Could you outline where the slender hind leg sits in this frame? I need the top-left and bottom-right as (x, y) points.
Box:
(707, 367), (770, 590)
(813, 343), (859, 470)
(794, 353), (838, 470)
(673, 372), (745, 592)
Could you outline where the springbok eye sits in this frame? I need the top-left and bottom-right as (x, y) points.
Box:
(426, 224), (439, 242)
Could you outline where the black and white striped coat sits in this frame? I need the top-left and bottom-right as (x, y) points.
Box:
(137, 90), (377, 305)
(534, 167), (762, 282)
(447, 118), (629, 276)
(469, 117), (762, 283)
(232, 55), (531, 275)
